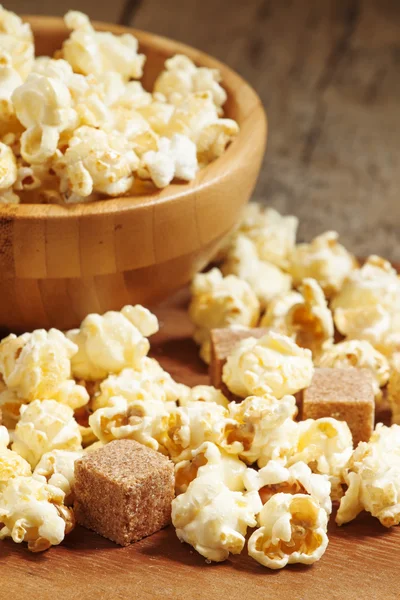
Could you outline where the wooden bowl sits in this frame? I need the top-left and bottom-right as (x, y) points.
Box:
(0, 16), (267, 332)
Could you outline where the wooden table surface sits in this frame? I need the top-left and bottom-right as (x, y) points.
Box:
(9, 0), (400, 260)
(1, 288), (400, 600)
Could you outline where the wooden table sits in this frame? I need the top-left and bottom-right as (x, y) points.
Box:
(1, 289), (399, 600)
(10, 0), (400, 260)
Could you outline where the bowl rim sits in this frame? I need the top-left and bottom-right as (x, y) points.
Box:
(0, 15), (267, 221)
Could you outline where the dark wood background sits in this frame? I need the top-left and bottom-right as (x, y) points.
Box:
(9, 0), (400, 259)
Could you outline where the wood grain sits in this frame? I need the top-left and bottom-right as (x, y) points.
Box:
(1, 287), (399, 600)
(0, 17), (266, 332)
(132, 0), (400, 261)
(9, 0), (127, 23)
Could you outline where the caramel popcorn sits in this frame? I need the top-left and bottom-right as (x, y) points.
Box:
(260, 290), (303, 333)
(248, 493), (328, 569)
(222, 331), (314, 399)
(189, 268), (260, 364)
(289, 231), (357, 297)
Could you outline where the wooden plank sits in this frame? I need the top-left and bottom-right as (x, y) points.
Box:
(132, 0), (400, 261)
(11, 0), (126, 23)
(1, 287), (400, 600)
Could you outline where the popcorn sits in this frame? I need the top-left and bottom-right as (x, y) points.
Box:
(0, 385), (25, 429)
(154, 55), (227, 112)
(189, 268), (260, 364)
(0, 51), (22, 122)
(284, 278), (334, 357)
(332, 255), (400, 314)
(337, 424), (400, 527)
(162, 92), (220, 142)
(0, 474), (75, 552)
(93, 357), (183, 411)
(12, 399), (82, 468)
(221, 235), (292, 309)
(178, 384), (229, 408)
(287, 417), (353, 487)
(238, 204), (298, 270)
(55, 125), (139, 202)
(62, 11), (145, 81)
(172, 472), (262, 561)
(89, 395), (171, 452)
(318, 340), (390, 401)
(12, 73), (78, 163)
(244, 460), (332, 516)
(33, 449), (83, 505)
(248, 493), (328, 569)
(388, 353), (400, 425)
(174, 441), (247, 494)
(0, 425), (32, 489)
(0, 5), (34, 80)
(157, 401), (228, 462)
(67, 305), (159, 381)
(197, 119), (239, 165)
(0, 329), (89, 409)
(260, 290), (303, 333)
(289, 231), (357, 297)
(222, 331), (314, 399)
(220, 394), (297, 464)
(138, 133), (198, 188)
(257, 418), (300, 468)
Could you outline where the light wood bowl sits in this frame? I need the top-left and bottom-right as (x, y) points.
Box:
(0, 16), (267, 332)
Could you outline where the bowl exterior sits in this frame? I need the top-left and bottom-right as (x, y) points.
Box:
(0, 17), (267, 332)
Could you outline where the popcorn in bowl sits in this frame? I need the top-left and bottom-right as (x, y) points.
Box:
(0, 9), (239, 204)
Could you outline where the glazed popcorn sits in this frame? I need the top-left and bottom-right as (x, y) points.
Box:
(222, 331), (314, 399)
(0, 329), (89, 409)
(62, 11), (145, 81)
(288, 417), (353, 484)
(138, 133), (198, 188)
(154, 55), (227, 112)
(172, 472), (261, 562)
(260, 290), (303, 333)
(174, 441), (247, 495)
(220, 394), (297, 464)
(244, 460), (332, 516)
(67, 305), (159, 381)
(55, 125), (139, 202)
(285, 278), (334, 358)
(0, 425), (31, 489)
(248, 493), (328, 569)
(89, 395), (171, 452)
(33, 449), (83, 505)
(189, 268), (260, 364)
(238, 204), (298, 270)
(337, 424), (400, 527)
(12, 399), (82, 468)
(289, 231), (357, 298)
(157, 401), (228, 462)
(318, 339), (390, 401)
(221, 235), (292, 309)
(0, 474), (75, 552)
(0, 5), (34, 80)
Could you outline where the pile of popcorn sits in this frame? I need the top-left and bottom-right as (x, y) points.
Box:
(1, 203), (400, 568)
(0, 6), (238, 204)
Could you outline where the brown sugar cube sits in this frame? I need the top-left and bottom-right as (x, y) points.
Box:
(210, 327), (268, 397)
(74, 439), (174, 546)
(303, 368), (375, 446)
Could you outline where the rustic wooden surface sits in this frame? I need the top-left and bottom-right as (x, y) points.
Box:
(0, 17), (266, 332)
(1, 287), (400, 600)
